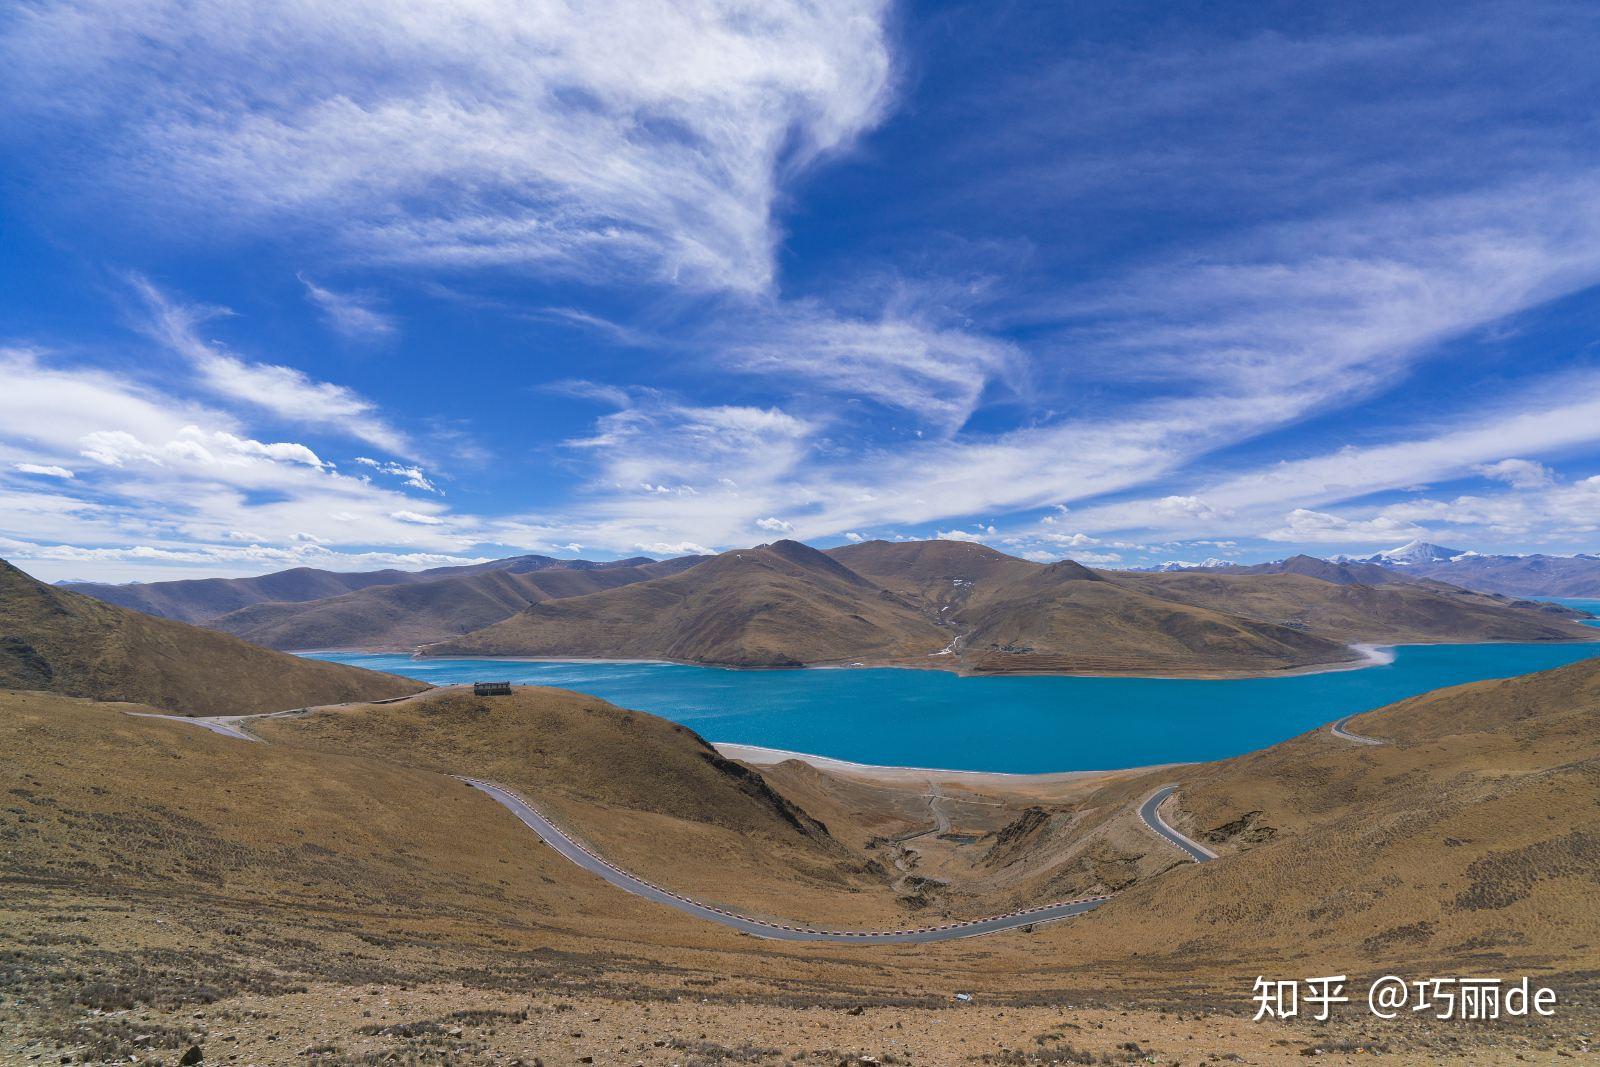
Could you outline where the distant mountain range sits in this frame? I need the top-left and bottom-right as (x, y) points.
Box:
(1154, 540), (1600, 597)
(57, 553), (670, 625)
(46, 538), (1595, 674)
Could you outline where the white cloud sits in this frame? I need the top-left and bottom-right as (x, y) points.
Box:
(0, 533), (494, 583)
(390, 509), (445, 526)
(1037, 532), (1100, 547)
(1475, 458), (1555, 489)
(1153, 495), (1228, 520)
(359, 461), (438, 493)
(1052, 374), (1600, 544)
(0, 351), (488, 581)
(1063, 550), (1121, 565)
(936, 526), (997, 542)
(4, 0), (894, 293)
(13, 463), (74, 479)
(844, 531), (865, 542)
(717, 300), (1022, 430)
(756, 517), (795, 533)
(129, 276), (412, 455)
(298, 274), (396, 341)
(1052, 177), (1600, 408)
(79, 427), (330, 471)
(635, 541), (715, 556)
(1265, 508), (1427, 544)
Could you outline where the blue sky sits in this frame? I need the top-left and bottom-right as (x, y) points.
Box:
(3, 0), (1600, 582)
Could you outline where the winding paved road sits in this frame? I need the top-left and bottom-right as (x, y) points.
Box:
(1329, 715), (1385, 746)
(125, 712), (260, 742)
(1138, 785), (1219, 862)
(462, 778), (1112, 943)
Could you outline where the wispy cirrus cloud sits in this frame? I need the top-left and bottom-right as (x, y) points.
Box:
(712, 297), (1024, 432)
(3, 0), (894, 292)
(12, 463), (74, 479)
(1028, 373), (1600, 548)
(128, 275), (413, 456)
(298, 274), (396, 342)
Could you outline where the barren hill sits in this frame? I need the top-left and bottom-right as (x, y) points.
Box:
(1112, 568), (1592, 643)
(1402, 552), (1600, 597)
(956, 559), (1355, 673)
(0, 558), (423, 715)
(252, 685), (895, 920)
(428, 540), (950, 666)
(59, 552), (665, 624)
(210, 555), (701, 650)
(828, 538), (1036, 597)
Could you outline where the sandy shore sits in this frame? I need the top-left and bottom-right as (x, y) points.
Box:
(383, 642), (1408, 678)
(713, 741), (1175, 790)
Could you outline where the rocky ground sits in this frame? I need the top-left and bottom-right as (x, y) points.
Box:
(5, 973), (1597, 1066)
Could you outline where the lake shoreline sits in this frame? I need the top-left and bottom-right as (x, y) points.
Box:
(299, 636), (1600, 680)
(304, 641), (1600, 775)
(712, 741), (1180, 786)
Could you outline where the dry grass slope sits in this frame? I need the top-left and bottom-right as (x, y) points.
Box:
(0, 559), (423, 715)
(254, 686), (906, 923)
(5, 657), (1600, 1061)
(1064, 656), (1600, 979)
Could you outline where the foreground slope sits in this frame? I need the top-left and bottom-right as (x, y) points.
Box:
(0, 559), (423, 714)
(4, 656), (1599, 1060)
(430, 540), (949, 666)
(1072, 655), (1600, 974)
(210, 555), (701, 650)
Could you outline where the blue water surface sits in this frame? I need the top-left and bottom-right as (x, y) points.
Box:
(308, 635), (1600, 773)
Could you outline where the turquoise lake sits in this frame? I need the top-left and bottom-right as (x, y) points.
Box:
(310, 630), (1600, 774)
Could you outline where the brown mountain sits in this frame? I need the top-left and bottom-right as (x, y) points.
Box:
(210, 555), (702, 650)
(428, 540), (951, 666)
(1401, 552), (1600, 597)
(1207, 553), (1419, 585)
(58, 553), (661, 624)
(830, 539), (1593, 671)
(1112, 568), (1593, 643)
(832, 541), (1356, 673)
(0, 558), (423, 715)
(957, 559), (1357, 673)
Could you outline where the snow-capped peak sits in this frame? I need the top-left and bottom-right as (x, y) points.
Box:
(1370, 540), (1467, 565)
